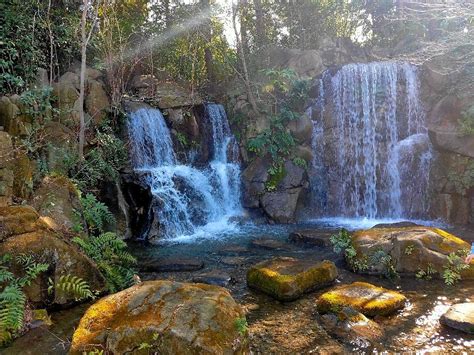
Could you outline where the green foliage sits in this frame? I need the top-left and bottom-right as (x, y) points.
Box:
(369, 249), (398, 280)
(330, 229), (368, 272)
(0, 254), (48, 346)
(293, 157), (308, 169)
(68, 125), (128, 193)
(447, 159), (474, 195)
(175, 132), (188, 147)
(79, 193), (115, 235)
(1, 1), (79, 94)
(459, 106), (474, 135)
(48, 275), (94, 302)
(416, 263), (437, 280)
(234, 317), (249, 336)
(73, 233), (136, 293)
(404, 244), (415, 255)
(442, 250), (470, 286)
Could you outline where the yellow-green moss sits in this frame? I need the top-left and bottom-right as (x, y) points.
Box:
(247, 258), (337, 301)
(316, 282), (406, 317)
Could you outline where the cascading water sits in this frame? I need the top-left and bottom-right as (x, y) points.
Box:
(309, 62), (432, 219)
(127, 104), (242, 241)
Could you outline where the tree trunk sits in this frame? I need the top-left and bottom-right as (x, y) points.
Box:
(78, 0), (88, 161)
(240, 0), (250, 57)
(253, 0), (265, 48)
(201, 0), (216, 94)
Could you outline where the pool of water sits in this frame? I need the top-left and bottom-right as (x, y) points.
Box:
(5, 221), (474, 354)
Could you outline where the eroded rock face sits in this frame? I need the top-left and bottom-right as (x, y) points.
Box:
(30, 175), (82, 232)
(316, 282), (406, 317)
(247, 257), (337, 301)
(0, 205), (106, 306)
(440, 303), (474, 334)
(242, 158), (308, 223)
(350, 226), (474, 278)
(70, 281), (249, 354)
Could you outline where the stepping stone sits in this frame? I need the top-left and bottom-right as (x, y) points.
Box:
(320, 306), (384, 345)
(140, 257), (204, 272)
(192, 271), (233, 287)
(288, 230), (333, 248)
(250, 238), (290, 250)
(221, 256), (247, 266)
(440, 303), (474, 334)
(247, 257), (338, 301)
(316, 282), (406, 317)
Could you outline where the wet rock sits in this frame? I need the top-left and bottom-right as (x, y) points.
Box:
(220, 244), (250, 254)
(351, 225), (474, 278)
(319, 307), (384, 346)
(250, 238), (290, 250)
(0, 205), (106, 306)
(30, 175), (82, 233)
(140, 257), (204, 272)
(371, 221), (420, 229)
(70, 281), (249, 354)
(260, 188), (303, 224)
(192, 271), (233, 287)
(247, 257), (337, 301)
(316, 282), (406, 317)
(440, 303), (474, 334)
(287, 114), (313, 144)
(288, 230), (333, 248)
(221, 256), (247, 266)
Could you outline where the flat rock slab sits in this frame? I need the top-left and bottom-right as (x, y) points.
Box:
(320, 307), (384, 346)
(221, 256), (247, 266)
(288, 230), (333, 248)
(440, 303), (474, 334)
(140, 257), (204, 272)
(192, 271), (233, 287)
(317, 282), (406, 317)
(250, 238), (291, 250)
(247, 257), (338, 301)
(219, 244), (250, 254)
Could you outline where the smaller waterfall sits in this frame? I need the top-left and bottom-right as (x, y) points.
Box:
(309, 62), (432, 219)
(128, 104), (242, 241)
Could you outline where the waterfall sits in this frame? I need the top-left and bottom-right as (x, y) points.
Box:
(309, 62), (432, 219)
(127, 104), (242, 241)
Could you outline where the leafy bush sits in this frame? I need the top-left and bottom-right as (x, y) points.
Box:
(330, 229), (368, 272)
(442, 250), (470, 286)
(0, 254), (49, 346)
(73, 232), (137, 293)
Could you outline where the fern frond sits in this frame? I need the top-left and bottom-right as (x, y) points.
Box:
(54, 274), (94, 301)
(0, 284), (26, 331)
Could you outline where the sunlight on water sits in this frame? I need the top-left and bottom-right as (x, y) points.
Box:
(308, 217), (446, 230)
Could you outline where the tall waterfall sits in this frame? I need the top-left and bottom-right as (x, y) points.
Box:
(128, 104), (242, 241)
(309, 62), (432, 219)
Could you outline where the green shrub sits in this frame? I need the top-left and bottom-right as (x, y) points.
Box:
(73, 232), (137, 293)
(442, 250), (470, 286)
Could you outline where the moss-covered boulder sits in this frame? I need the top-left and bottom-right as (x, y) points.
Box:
(70, 281), (249, 355)
(316, 282), (406, 317)
(350, 226), (474, 279)
(30, 175), (82, 233)
(0, 205), (106, 306)
(247, 257), (337, 301)
(0, 131), (14, 207)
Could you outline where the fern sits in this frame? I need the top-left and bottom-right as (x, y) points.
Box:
(73, 232), (136, 292)
(80, 193), (115, 234)
(49, 275), (94, 301)
(0, 254), (48, 346)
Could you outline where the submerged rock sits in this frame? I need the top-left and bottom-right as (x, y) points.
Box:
(288, 229), (333, 248)
(192, 271), (233, 287)
(319, 306), (384, 347)
(139, 257), (204, 272)
(316, 282), (406, 317)
(440, 303), (474, 334)
(70, 281), (249, 354)
(350, 225), (474, 279)
(250, 238), (291, 251)
(247, 257), (337, 301)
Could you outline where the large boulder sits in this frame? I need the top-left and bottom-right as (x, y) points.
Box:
(30, 175), (82, 233)
(12, 152), (34, 200)
(350, 225), (474, 279)
(247, 257), (337, 301)
(440, 303), (474, 334)
(52, 78), (79, 126)
(0, 131), (14, 207)
(0, 96), (22, 136)
(70, 281), (249, 354)
(0, 205), (106, 306)
(316, 282), (406, 317)
(85, 79), (110, 125)
(287, 114), (313, 144)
